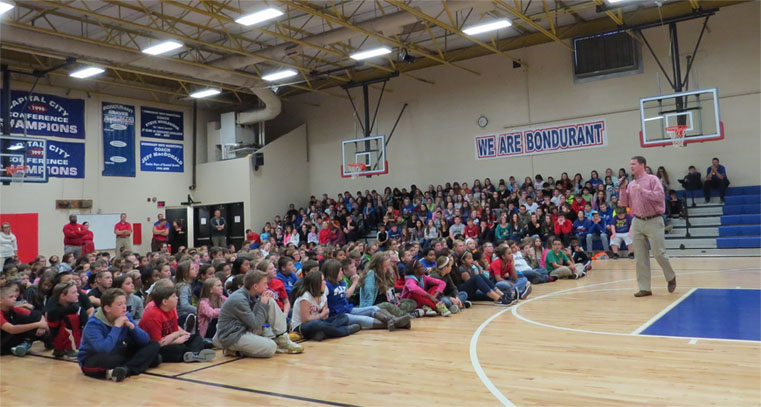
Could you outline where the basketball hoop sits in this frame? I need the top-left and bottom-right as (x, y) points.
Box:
(665, 125), (689, 148)
(346, 163), (367, 179)
(6, 165), (28, 184)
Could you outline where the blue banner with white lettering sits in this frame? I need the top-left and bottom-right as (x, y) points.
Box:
(140, 141), (184, 173)
(47, 141), (85, 178)
(140, 106), (184, 140)
(0, 90), (85, 139)
(102, 102), (136, 177)
(474, 119), (608, 160)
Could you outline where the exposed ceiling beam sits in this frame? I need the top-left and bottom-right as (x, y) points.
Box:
(385, 0), (525, 65)
(493, 0), (574, 51)
(294, 0), (745, 92)
(277, 0), (481, 76)
(36, 0), (306, 73)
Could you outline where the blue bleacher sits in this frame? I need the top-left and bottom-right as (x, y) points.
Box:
(708, 185), (761, 249)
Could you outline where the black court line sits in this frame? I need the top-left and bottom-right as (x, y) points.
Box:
(172, 356), (243, 377)
(143, 373), (359, 407)
(26, 353), (359, 407)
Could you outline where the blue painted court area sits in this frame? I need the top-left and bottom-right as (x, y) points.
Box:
(641, 289), (761, 341)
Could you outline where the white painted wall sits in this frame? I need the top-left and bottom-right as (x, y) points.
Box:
(276, 2), (760, 198)
(0, 84), (211, 256)
(192, 124), (309, 239)
(250, 124), (309, 229)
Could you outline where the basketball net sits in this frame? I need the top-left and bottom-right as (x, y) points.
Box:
(6, 165), (28, 183)
(665, 125), (688, 148)
(346, 163), (366, 180)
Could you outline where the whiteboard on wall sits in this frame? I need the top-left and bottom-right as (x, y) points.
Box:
(77, 213), (122, 250)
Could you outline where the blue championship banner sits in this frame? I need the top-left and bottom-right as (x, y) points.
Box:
(102, 102), (136, 177)
(0, 90), (85, 139)
(47, 140), (85, 178)
(140, 141), (184, 173)
(141, 106), (184, 140)
(475, 119), (608, 160)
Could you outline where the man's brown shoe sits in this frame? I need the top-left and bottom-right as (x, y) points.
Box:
(634, 290), (653, 297)
(668, 278), (676, 293)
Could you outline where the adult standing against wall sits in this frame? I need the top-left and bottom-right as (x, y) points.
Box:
(81, 222), (95, 256)
(0, 222), (18, 268)
(210, 210), (227, 248)
(151, 218), (169, 252)
(63, 215), (85, 258)
(619, 156), (677, 298)
(169, 220), (186, 254)
(114, 213), (132, 255)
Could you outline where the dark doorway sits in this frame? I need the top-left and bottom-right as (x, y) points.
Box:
(193, 202), (244, 250)
(165, 207), (188, 254)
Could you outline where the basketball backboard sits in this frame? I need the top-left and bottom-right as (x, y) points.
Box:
(0, 135), (48, 183)
(341, 135), (388, 178)
(639, 88), (723, 147)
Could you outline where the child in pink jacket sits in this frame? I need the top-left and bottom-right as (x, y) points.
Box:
(198, 278), (226, 338)
(401, 259), (451, 317)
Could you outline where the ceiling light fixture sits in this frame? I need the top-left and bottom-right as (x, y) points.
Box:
(350, 47), (392, 61)
(462, 19), (512, 36)
(190, 88), (221, 99)
(235, 7), (283, 26)
(69, 66), (105, 79)
(262, 69), (298, 81)
(142, 40), (183, 56)
(0, 0), (15, 16)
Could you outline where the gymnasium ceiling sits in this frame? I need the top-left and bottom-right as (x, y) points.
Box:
(0, 0), (747, 109)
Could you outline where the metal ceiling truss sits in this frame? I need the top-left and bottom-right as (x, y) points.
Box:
(0, 0), (748, 106)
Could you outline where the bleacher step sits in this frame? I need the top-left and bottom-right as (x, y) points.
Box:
(665, 237), (717, 249)
(666, 227), (718, 238)
(670, 217), (721, 227)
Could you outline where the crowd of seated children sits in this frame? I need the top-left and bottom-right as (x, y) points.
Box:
(3, 161), (731, 381)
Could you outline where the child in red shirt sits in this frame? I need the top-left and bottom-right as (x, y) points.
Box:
(139, 285), (215, 363)
(258, 260), (290, 316)
(1, 285), (49, 356)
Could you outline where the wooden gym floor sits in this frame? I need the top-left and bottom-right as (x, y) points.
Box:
(2, 257), (760, 407)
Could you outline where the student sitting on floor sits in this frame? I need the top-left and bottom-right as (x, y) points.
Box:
(340, 258), (360, 306)
(87, 271), (113, 308)
(454, 251), (512, 305)
(78, 288), (161, 382)
(138, 284), (215, 363)
(46, 280), (90, 359)
(213, 269), (303, 357)
(1, 285), (49, 357)
(429, 255), (467, 313)
(358, 252), (416, 320)
(401, 259), (451, 317)
(173, 261), (198, 332)
(489, 245), (531, 300)
(545, 238), (586, 280)
(569, 238), (592, 272)
(197, 278), (226, 339)
(323, 259), (409, 331)
(507, 241), (554, 284)
(275, 256), (299, 297)
(113, 275), (143, 323)
(291, 270), (358, 341)
(258, 260), (290, 318)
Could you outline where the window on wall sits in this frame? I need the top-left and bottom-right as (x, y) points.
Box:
(573, 30), (642, 82)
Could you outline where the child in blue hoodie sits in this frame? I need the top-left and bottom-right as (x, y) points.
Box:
(572, 210), (593, 250)
(78, 288), (160, 382)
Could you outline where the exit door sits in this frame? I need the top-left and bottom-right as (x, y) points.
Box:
(193, 202), (244, 250)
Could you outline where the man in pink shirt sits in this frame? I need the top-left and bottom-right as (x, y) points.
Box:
(619, 156), (676, 298)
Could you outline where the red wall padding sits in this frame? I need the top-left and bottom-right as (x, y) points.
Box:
(0, 213), (39, 263)
(133, 223), (142, 245)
